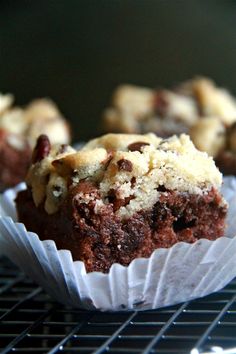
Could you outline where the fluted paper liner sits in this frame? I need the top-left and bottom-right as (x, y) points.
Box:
(0, 177), (236, 311)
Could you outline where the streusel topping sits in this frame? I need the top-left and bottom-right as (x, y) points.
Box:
(103, 77), (236, 136)
(27, 133), (223, 216)
(0, 95), (70, 149)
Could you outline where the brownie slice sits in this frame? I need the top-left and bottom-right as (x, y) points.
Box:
(16, 133), (227, 273)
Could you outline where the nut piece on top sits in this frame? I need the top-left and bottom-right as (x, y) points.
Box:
(0, 93), (70, 191)
(16, 133), (227, 273)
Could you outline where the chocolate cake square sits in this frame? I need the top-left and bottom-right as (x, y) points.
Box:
(16, 133), (227, 273)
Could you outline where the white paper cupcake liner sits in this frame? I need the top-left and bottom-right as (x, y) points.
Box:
(0, 177), (236, 311)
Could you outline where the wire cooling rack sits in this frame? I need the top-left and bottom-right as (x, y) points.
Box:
(0, 256), (236, 354)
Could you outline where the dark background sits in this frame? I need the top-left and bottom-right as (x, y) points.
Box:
(0, 0), (236, 141)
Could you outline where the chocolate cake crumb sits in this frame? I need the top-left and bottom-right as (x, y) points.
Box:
(16, 184), (227, 273)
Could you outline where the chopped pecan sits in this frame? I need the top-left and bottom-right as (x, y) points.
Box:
(32, 135), (51, 163)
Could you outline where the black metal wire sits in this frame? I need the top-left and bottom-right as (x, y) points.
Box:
(0, 255), (236, 354)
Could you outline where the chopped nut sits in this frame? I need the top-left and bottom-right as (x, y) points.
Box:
(117, 159), (133, 172)
(32, 135), (51, 163)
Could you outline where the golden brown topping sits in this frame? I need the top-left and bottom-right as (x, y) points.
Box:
(190, 117), (226, 158)
(0, 96), (70, 148)
(27, 133), (223, 217)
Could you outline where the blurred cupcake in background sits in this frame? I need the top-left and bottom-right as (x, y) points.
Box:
(0, 92), (71, 192)
(103, 77), (236, 175)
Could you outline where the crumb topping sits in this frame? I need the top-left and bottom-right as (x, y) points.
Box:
(103, 77), (236, 163)
(112, 85), (154, 117)
(0, 95), (70, 149)
(103, 77), (236, 137)
(192, 78), (236, 125)
(27, 133), (223, 216)
(190, 117), (226, 158)
(26, 143), (76, 211)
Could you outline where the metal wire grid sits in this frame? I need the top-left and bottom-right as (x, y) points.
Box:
(0, 256), (236, 354)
